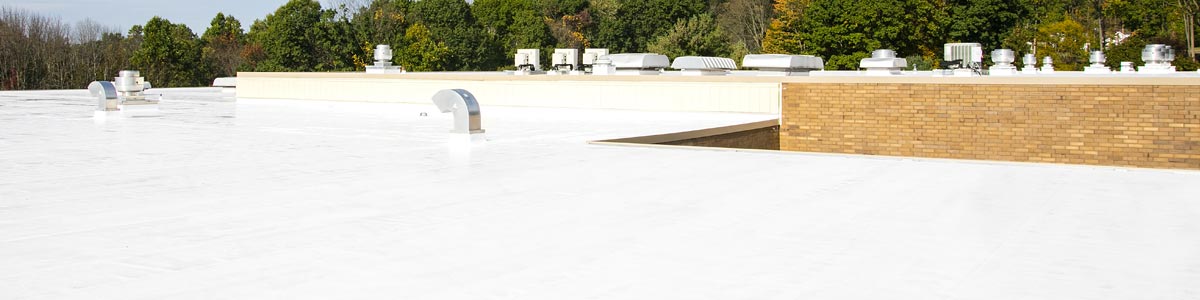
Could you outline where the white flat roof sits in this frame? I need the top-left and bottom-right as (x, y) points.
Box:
(2, 88), (1199, 299)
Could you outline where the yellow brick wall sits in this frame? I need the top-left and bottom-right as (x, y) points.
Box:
(780, 83), (1200, 170)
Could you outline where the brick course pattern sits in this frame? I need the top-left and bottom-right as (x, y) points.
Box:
(780, 83), (1200, 170)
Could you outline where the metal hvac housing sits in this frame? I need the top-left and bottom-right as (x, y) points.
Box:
(671, 56), (737, 76)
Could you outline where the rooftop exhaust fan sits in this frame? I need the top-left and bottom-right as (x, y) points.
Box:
(551, 49), (582, 75)
(944, 43), (983, 76)
(1021, 54), (1038, 74)
(741, 54), (824, 76)
(671, 56), (737, 76)
(366, 45), (404, 74)
(1084, 50), (1111, 74)
(1139, 44), (1176, 74)
(604, 53), (670, 75)
(581, 48), (609, 74)
(1120, 61), (1136, 73)
(88, 70), (159, 117)
(514, 49), (543, 75)
(859, 49), (907, 76)
(988, 49), (1017, 76)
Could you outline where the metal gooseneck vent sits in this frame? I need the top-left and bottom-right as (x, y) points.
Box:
(432, 89), (484, 134)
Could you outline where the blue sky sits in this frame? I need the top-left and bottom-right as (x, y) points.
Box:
(0, 0), (339, 35)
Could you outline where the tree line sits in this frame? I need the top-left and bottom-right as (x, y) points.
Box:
(2, 0), (1198, 90)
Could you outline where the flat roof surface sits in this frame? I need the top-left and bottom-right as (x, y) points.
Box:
(2, 88), (1199, 299)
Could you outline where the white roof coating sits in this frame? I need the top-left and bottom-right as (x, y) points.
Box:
(2, 87), (1199, 299)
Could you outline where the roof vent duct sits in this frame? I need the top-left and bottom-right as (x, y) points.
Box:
(89, 70), (159, 117)
(1139, 44), (1176, 73)
(742, 54), (824, 76)
(988, 49), (1017, 76)
(605, 53), (670, 75)
(671, 56), (736, 76)
(366, 45), (404, 74)
(432, 89), (484, 134)
(1084, 50), (1111, 74)
(859, 49), (906, 76)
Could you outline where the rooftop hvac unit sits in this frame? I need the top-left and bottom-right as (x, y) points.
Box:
(859, 49), (907, 76)
(551, 49), (581, 75)
(514, 49), (542, 74)
(742, 54), (824, 76)
(671, 56), (737, 76)
(582, 48), (609, 73)
(604, 53), (670, 75)
(944, 43), (983, 75)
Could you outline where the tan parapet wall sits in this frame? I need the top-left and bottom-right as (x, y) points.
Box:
(780, 82), (1200, 170)
(236, 72), (784, 114)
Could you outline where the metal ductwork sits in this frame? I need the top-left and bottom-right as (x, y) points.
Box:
(432, 89), (484, 134)
(88, 81), (118, 111)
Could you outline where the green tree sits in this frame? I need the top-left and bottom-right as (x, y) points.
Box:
(412, 0), (496, 70)
(647, 14), (732, 60)
(1035, 16), (1090, 70)
(472, 0), (554, 66)
(200, 13), (245, 78)
(352, 0), (412, 68)
(248, 0), (323, 71)
(397, 23), (451, 71)
(717, 0), (773, 54)
(130, 17), (203, 87)
(946, 0), (1028, 50)
(798, 0), (948, 69)
(593, 0), (708, 53)
(762, 0), (811, 54)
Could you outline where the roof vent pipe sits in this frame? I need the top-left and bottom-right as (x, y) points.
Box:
(988, 49), (1017, 76)
(1021, 54), (1038, 74)
(1040, 56), (1055, 73)
(1084, 50), (1111, 74)
(432, 89), (484, 134)
(1120, 61), (1136, 73)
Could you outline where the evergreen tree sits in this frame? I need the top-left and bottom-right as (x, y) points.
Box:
(130, 17), (203, 87)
